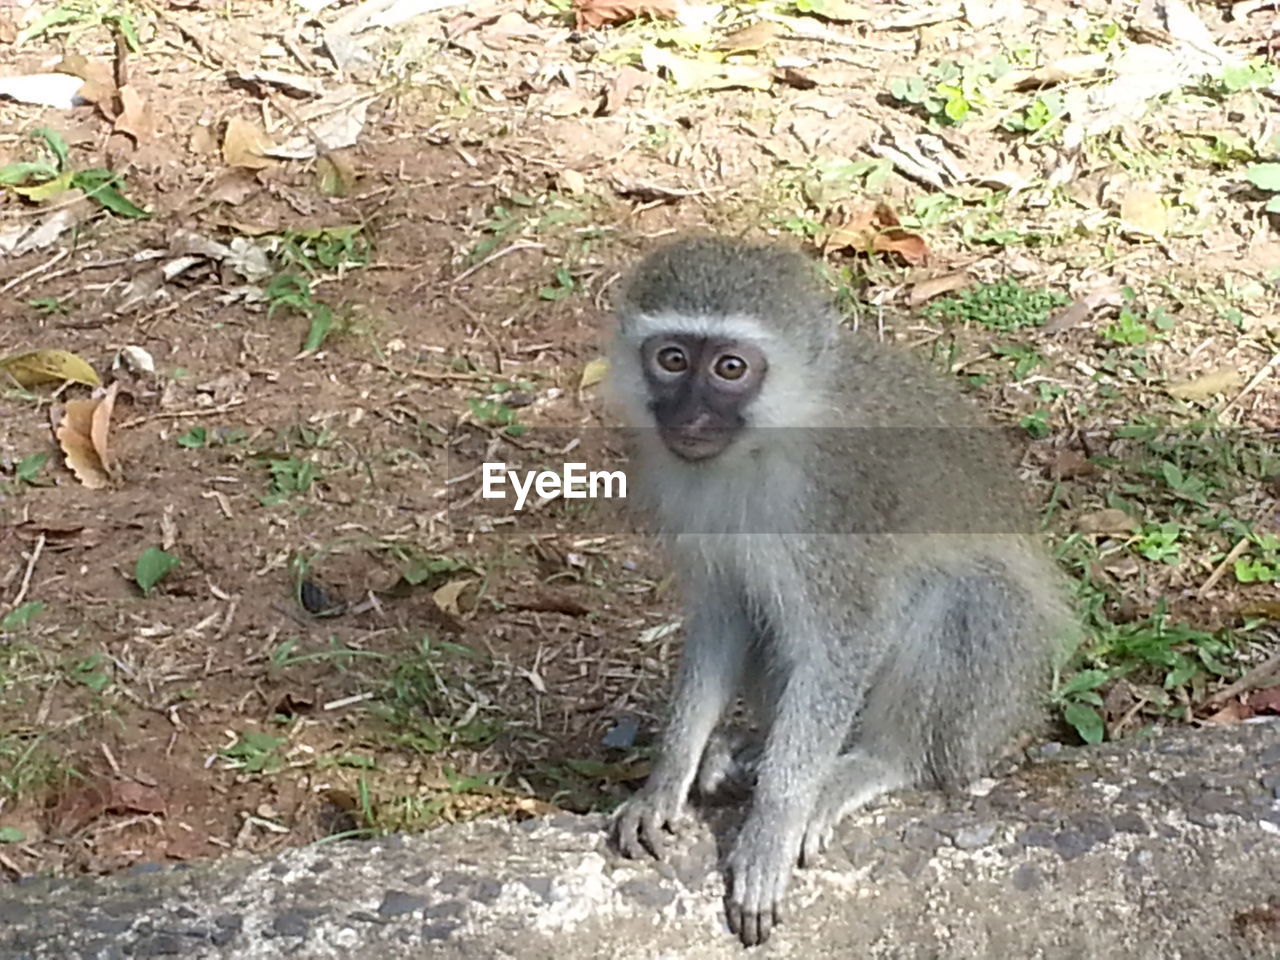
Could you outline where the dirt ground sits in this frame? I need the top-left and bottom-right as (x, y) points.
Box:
(1, 0), (1278, 879)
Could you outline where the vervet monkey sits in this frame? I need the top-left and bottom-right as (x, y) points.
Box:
(605, 234), (1071, 947)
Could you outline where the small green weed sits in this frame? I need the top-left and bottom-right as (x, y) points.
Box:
(0, 735), (75, 801)
(374, 636), (498, 754)
(1, 602), (44, 632)
(66, 653), (111, 692)
(467, 397), (526, 437)
(1245, 162), (1280, 215)
(221, 730), (287, 775)
(889, 57), (1012, 126)
(176, 425), (248, 448)
(924, 278), (1068, 331)
(13, 452), (48, 486)
(19, 0), (141, 48)
(0, 127), (147, 218)
(1133, 521), (1183, 564)
(992, 342), (1046, 381)
(1234, 533), (1279, 583)
(1217, 59), (1276, 94)
(135, 546), (179, 595)
(260, 456), (322, 506)
(28, 296), (71, 316)
(538, 265), (576, 301)
(1002, 90), (1065, 135)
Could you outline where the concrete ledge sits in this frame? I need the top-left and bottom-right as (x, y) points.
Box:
(3, 720), (1278, 959)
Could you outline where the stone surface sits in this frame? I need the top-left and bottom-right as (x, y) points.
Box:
(2, 720), (1278, 959)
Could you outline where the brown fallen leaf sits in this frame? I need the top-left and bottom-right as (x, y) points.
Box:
(602, 64), (651, 114)
(0, 349), (100, 387)
(222, 117), (275, 170)
(717, 20), (778, 55)
(51, 776), (166, 836)
(432, 578), (476, 617)
(1204, 700), (1250, 724)
(909, 271), (971, 307)
(56, 382), (120, 490)
(1042, 286), (1124, 335)
(1074, 508), (1139, 535)
(15, 521), (104, 551)
(825, 204), (929, 266)
(206, 168), (261, 206)
(1047, 449), (1097, 480)
(1246, 686), (1280, 714)
(773, 66), (818, 90)
(574, 0), (679, 31)
(57, 54), (117, 115)
(113, 84), (154, 143)
(1167, 368), (1243, 403)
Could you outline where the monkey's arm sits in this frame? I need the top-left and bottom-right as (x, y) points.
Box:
(612, 583), (750, 861)
(724, 630), (864, 946)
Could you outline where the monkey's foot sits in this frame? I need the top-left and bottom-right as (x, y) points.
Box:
(695, 731), (761, 802)
(798, 753), (909, 867)
(724, 823), (799, 947)
(798, 796), (841, 868)
(611, 787), (687, 861)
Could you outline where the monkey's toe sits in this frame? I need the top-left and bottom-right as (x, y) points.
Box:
(725, 833), (794, 947)
(798, 825), (832, 868)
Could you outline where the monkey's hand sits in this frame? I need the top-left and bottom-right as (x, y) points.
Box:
(611, 781), (687, 861)
(724, 817), (801, 947)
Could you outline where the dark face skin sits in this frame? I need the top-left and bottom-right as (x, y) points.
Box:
(640, 334), (767, 461)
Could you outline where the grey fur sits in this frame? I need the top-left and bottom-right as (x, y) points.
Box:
(607, 234), (1074, 948)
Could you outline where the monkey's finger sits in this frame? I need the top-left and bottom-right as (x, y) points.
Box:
(637, 810), (669, 860)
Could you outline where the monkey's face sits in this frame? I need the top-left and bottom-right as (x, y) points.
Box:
(639, 334), (767, 461)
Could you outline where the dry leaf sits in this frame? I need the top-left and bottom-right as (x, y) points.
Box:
(206, 169), (261, 206)
(641, 46), (773, 91)
(558, 169), (587, 194)
(774, 66), (818, 90)
(717, 20), (778, 54)
(1047, 449), (1097, 480)
(603, 65), (651, 114)
(580, 357), (609, 389)
(432, 578), (476, 617)
(56, 382), (120, 489)
(316, 151), (358, 197)
(1042, 286), (1123, 334)
(56, 54), (116, 114)
(574, 0), (679, 30)
(1075, 508), (1139, 535)
(909, 272), (971, 306)
(1167, 368), (1242, 402)
(825, 204), (929, 265)
(113, 84), (154, 142)
(222, 117), (276, 170)
(1119, 187), (1168, 238)
(0, 349), (101, 387)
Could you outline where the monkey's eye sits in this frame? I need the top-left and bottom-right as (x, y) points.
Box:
(713, 355), (748, 381)
(656, 346), (688, 373)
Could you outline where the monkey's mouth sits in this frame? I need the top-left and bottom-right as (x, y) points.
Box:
(660, 426), (737, 461)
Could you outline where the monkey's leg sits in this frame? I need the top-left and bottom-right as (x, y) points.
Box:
(797, 566), (1036, 868)
(797, 748), (908, 867)
(612, 597), (750, 861)
(723, 657), (854, 947)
